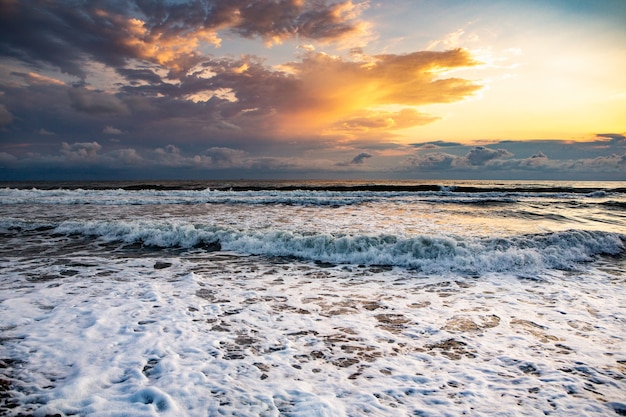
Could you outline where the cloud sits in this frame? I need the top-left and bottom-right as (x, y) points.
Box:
(517, 151), (548, 167)
(465, 146), (513, 166)
(497, 152), (626, 174)
(403, 152), (456, 170)
(154, 145), (182, 160)
(0, 1), (483, 152)
(350, 152), (372, 164)
(399, 138), (626, 179)
(0, 104), (13, 126)
(61, 141), (101, 162)
(103, 126), (123, 135)
(154, 144), (185, 167)
(36, 128), (56, 136)
(427, 28), (469, 51)
(0, 1), (369, 79)
(195, 147), (248, 167)
(116, 68), (164, 85)
(2, 135), (624, 181)
(274, 48), (481, 135)
(11, 71), (65, 86)
(110, 148), (143, 165)
(404, 146), (513, 170)
(481, 138), (626, 160)
(4, 2), (623, 181)
(69, 88), (128, 115)
(412, 143), (441, 150)
(221, 0), (370, 46)
(0, 152), (17, 163)
(335, 151), (374, 167)
(411, 140), (464, 149)
(335, 108), (440, 132)
(0, 2), (218, 77)
(286, 1), (370, 44)
(105, 48), (479, 142)
(596, 133), (626, 145)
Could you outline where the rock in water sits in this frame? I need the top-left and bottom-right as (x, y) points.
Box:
(154, 261), (172, 269)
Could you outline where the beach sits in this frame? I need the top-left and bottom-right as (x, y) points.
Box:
(1, 181), (625, 416)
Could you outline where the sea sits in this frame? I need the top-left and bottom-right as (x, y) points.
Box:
(0, 180), (625, 417)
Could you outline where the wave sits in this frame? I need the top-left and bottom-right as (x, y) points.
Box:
(601, 200), (626, 210)
(3, 180), (626, 193)
(1, 187), (623, 207)
(34, 220), (623, 274)
(0, 188), (379, 206)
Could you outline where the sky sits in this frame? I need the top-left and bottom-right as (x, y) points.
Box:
(0, 0), (625, 181)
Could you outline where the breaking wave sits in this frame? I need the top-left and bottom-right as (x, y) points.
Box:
(35, 219), (625, 274)
(1, 186), (624, 207)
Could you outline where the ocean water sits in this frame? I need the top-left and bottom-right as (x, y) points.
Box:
(1, 180), (625, 416)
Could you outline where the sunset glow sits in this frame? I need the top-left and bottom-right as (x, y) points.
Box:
(0, 0), (624, 180)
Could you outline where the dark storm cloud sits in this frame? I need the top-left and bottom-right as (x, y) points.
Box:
(1, 1), (131, 78)
(0, 0), (485, 170)
(0, 0), (366, 79)
(130, 0), (366, 43)
(107, 54), (303, 137)
(204, 0), (366, 43)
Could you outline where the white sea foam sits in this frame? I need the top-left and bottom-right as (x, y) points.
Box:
(1, 181), (625, 416)
(1, 251), (625, 416)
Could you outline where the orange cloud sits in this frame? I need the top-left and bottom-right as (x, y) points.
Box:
(334, 108), (440, 132)
(274, 48), (482, 136)
(111, 14), (221, 73)
(23, 72), (66, 86)
(102, 1), (369, 74)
